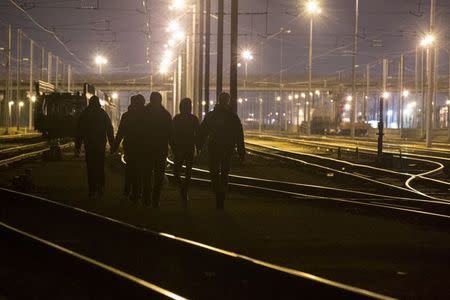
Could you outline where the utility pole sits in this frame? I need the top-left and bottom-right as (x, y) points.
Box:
(55, 56), (59, 90)
(192, 3), (199, 118)
(421, 47), (426, 138)
(3, 25), (12, 134)
(204, 0), (211, 113)
(16, 28), (22, 131)
(307, 17), (313, 135)
(414, 46), (419, 129)
(399, 54), (404, 135)
(350, 0), (359, 138)
(378, 59), (388, 159)
(448, 46), (450, 141)
(28, 39), (33, 130)
(425, 0), (435, 148)
(216, 0), (224, 98)
(365, 64), (369, 121)
(47, 52), (52, 84)
(40, 47), (45, 80)
(230, 0), (238, 114)
(67, 64), (71, 92)
(197, 0), (204, 118)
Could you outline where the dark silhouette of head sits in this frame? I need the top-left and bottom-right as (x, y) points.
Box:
(150, 92), (163, 106)
(132, 94), (145, 107)
(218, 92), (230, 106)
(179, 98), (192, 114)
(88, 95), (101, 109)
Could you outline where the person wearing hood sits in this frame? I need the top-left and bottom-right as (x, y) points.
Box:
(197, 92), (245, 209)
(172, 98), (199, 207)
(142, 92), (174, 208)
(112, 94), (146, 200)
(75, 95), (114, 198)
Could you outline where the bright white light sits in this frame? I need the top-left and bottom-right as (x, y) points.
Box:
(294, 94), (299, 99)
(241, 49), (253, 61)
(446, 100), (450, 106)
(402, 90), (410, 97)
(346, 95), (352, 102)
(288, 95), (293, 100)
(276, 96), (281, 101)
(167, 20), (180, 33)
(244, 98), (248, 102)
(31, 95), (36, 102)
(344, 103), (351, 111)
(238, 98), (243, 103)
(111, 92), (118, 100)
(237, 62), (242, 68)
(306, 1), (321, 14)
(315, 90), (320, 96)
(173, 31), (185, 42)
(387, 109), (393, 117)
(259, 98), (263, 103)
(167, 39), (176, 47)
(8, 101), (14, 106)
(95, 55), (107, 65)
(408, 101), (417, 108)
(202, 101), (206, 105)
(19, 101), (24, 107)
(301, 92), (306, 99)
(420, 34), (434, 47)
(169, 0), (185, 10)
(210, 100), (214, 106)
(159, 63), (169, 74)
(382, 91), (390, 99)
(309, 92), (313, 96)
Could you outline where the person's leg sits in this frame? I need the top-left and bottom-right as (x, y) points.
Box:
(96, 149), (106, 197)
(173, 151), (182, 185)
(127, 155), (138, 202)
(123, 151), (131, 196)
(152, 155), (166, 208)
(208, 149), (222, 208)
(182, 149), (195, 207)
(84, 148), (97, 197)
(142, 156), (154, 206)
(219, 153), (232, 208)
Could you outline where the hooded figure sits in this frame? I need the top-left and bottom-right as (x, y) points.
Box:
(172, 98), (199, 207)
(75, 95), (114, 197)
(142, 92), (174, 207)
(197, 92), (245, 209)
(112, 94), (146, 199)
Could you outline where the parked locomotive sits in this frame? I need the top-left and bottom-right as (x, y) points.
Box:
(34, 82), (118, 139)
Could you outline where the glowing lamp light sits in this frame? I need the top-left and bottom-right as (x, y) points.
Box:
(169, 0), (185, 10)
(241, 49), (254, 61)
(420, 34), (434, 47)
(446, 100), (450, 106)
(344, 103), (351, 111)
(259, 98), (263, 103)
(166, 20), (180, 33)
(95, 55), (107, 65)
(382, 91), (390, 99)
(276, 96), (281, 101)
(8, 101), (14, 106)
(173, 31), (185, 42)
(18, 101), (24, 107)
(288, 95), (293, 100)
(315, 90), (320, 96)
(30, 95), (36, 102)
(111, 92), (118, 100)
(402, 90), (410, 97)
(301, 92), (306, 99)
(202, 101), (206, 105)
(346, 95), (352, 102)
(387, 109), (393, 117)
(306, 1), (322, 14)
(294, 94), (299, 99)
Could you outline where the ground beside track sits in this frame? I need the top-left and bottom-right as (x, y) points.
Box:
(1, 149), (450, 298)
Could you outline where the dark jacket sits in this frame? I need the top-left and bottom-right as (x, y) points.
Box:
(144, 104), (174, 156)
(75, 102), (114, 152)
(173, 113), (199, 152)
(198, 104), (245, 157)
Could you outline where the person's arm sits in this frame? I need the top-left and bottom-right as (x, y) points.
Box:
(105, 113), (114, 149)
(193, 116), (200, 153)
(168, 114), (175, 152)
(112, 114), (126, 153)
(197, 113), (210, 151)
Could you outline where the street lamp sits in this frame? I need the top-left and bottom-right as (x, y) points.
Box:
(241, 49), (253, 102)
(111, 92), (118, 100)
(8, 101), (14, 130)
(305, 0), (321, 135)
(17, 101), (24, 131)
(95, 55), (107, 74)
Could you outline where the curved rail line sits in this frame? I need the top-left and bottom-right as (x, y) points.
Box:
(245, 136), (450, 202)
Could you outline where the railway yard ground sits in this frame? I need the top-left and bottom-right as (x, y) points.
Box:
(1, 143), (450, 298)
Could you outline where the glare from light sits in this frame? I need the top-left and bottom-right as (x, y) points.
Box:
(241, 49), (254, 61)
(166, 20), (180, 33)
(31, 95), (36, 102)
(301, 92), (306, 98)
(111, 92), (118, 100)
(210, 100), (214, 105)
(173, 31), (185, 42)
(420, 34), (435, 47)
(159, 63), (169, 74)
(408, 101), (417, 108)
(344, 103), (351, 111)
(8, 101), (14, 106)
(294, 94), (299, 99)
(19, 101), (24, 107)
(402, 90), (410, 97)
(95, 55), (107, 65)
(259, 98), (263, 103)
(382, 91), (390, 99)
(446, 100), (450, 106)
(387, 109), (393, 117)
(202, 101), (206, 105)
(237, 62), (242, 68)
(288, 95), (293, 100)
(244, 98), (248, 102)
(306, 1), (321, 14)
(315, 90), (320, 96)
(169, 0), (185, 10)
(346, 95), (352, 101)
(276, 96), (281, 101)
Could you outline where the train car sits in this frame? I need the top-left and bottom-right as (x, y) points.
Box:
(34, 82), (119, 139)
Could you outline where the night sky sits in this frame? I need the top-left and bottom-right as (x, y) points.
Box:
(1, 0), (449, 81)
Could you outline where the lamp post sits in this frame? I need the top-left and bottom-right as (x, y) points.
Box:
(259, 98), (263, 133)
(447, 100), (450, 141)
(17, 101), (24, 131)
(241, 49), (253, 105)
(420, 33), (435, 147)
(8, 101), (14, 130)
(305, 1), (321, 136)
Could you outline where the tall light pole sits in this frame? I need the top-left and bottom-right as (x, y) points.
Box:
(350, 0), (359, 138)
(420, 33), (435, 147)
(8, 101), (14, 130)
(305, 1), (321, 136)
(241, 49), (253, 113)
(17, 101), (24, 131)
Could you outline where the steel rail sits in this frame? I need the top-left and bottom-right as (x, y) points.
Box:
(0, 187), (392, 300)
(0, 143), (72, 167)
(246, 137), (450, 202)
(0, 141), (48, 156)
(0, 220), (187, 300)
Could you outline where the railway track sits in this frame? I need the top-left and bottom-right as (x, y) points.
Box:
(0, 188), (390, 299)
(245, 134), (450, 202)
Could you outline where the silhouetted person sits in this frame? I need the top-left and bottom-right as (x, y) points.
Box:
(173, 98), (199, 207)
(112, 95), (146, 201)
(143, 92), (173, 208)
(75, 95), (114, 198)
(198, 92), (245, 209)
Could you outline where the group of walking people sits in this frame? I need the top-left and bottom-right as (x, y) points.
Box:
(75, 91), (245, 209)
